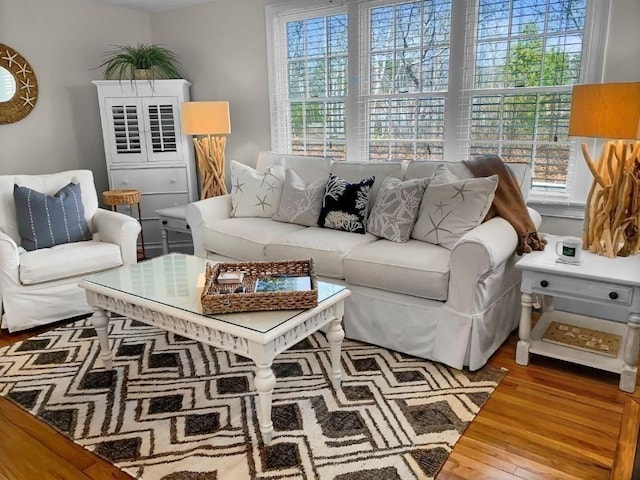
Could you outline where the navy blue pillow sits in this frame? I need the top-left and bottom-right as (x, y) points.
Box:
(14, 182), (92, 251)
(318, 173), (375, 234)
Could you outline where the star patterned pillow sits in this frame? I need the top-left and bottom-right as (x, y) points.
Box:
(230, 160), (285, 218)
(318, 173), (375, 234)
(367, 177), (429, 242)
(411, 174), (499, 249)
(272, 168), (327, 227)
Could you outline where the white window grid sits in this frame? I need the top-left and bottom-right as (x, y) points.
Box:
(266, 0), (609, 204)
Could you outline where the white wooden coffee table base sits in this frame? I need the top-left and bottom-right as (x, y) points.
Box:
(85, 290), (347, 445)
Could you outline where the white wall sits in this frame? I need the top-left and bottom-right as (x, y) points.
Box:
(151, 0), (272, 173)
(603, 0), (640, 82)
(0, 0), (152, 195)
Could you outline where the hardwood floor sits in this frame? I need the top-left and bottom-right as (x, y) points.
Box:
(0, 322), (635, 480)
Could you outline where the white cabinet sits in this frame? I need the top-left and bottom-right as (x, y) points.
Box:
(94, 80), (197, 256)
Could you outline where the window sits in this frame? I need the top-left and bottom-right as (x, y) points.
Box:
(267, 0), (608, 200)
(365, 1), (451, 161)
(270, 7), (348, 157)
(462, 0), (587, 193)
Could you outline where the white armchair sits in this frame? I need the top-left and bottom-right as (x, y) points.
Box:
(0, 170), (141, 332)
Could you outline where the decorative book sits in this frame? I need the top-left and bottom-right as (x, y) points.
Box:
(216, 271), (245, 284)
(254, 276), (312, 293)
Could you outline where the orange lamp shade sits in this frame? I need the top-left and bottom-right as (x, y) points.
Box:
(181, 101), (231, 136)
(568, 82), (640, 140)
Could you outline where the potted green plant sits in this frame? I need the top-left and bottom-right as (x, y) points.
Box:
(99, 44), (183, 81)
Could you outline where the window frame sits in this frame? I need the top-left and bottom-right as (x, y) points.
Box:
(266, 0), (611, 212)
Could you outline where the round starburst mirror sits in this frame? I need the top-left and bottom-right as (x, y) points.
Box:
(0, 43), (38, 124)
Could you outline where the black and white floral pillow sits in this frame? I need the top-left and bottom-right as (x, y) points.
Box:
(317, 173), (375, 234)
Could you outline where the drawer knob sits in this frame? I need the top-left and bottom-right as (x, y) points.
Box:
(540, 280), (549, 288)
(609, 291), (619, 300)
(170, 178), (177, 183)
(186, 224), (190, 230)
(162, 220), (168, 225)
(122, 179), (130, 185)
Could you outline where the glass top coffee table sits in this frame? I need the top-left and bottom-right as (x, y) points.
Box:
(79, 253), (350, 444)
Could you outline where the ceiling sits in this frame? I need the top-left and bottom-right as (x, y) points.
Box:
(90, 0), (213, 13)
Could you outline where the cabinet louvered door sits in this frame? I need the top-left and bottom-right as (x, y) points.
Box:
(142, 97), (182, 163)
(105, 98), (147, 163)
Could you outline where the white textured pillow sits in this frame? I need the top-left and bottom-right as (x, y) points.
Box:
(230, 160), (285, 218)
(411, 175), (499, 249)
(367, 177), (428, 242)
(272, 169), (326, 227)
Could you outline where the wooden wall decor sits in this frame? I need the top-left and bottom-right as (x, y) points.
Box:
(0, 43), (38, 124)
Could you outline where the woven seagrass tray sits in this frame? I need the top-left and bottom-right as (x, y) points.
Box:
(201, 259), (318, 314)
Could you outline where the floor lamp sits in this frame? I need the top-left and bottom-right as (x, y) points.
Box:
(181, 101), (231, 199)
(568, 82), (640, 257)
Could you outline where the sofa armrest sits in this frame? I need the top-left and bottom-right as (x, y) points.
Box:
(0, 232), (20, 318)
(446, 216), (519, 314)
(0, 231), (20, 274)
(527, 206), (542, 229)
(187, 195), (232, 257)
(92, 208), (141, 265)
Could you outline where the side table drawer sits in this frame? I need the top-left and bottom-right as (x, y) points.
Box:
(111, 168), (188, 193)
(526, 272), (633, 305)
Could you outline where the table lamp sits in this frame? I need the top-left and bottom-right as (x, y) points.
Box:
(181, 101), (231, 199)
(568, 82), (640, 258)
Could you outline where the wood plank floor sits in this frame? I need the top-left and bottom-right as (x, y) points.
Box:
(0, 321), (636, 480)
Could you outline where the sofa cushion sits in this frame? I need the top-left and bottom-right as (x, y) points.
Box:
(230, 161), (285, 218)
(19, 240), (122, 285)
(344, 239), (450, 301)
(330, 161), (403, 208)
(405, 161), (473, 181)
(266, 227), (378, 279)
(405, 160), (531, 199)
(256, 151), (332, 184)
(318, 173), (374, 234)
(412, 174), (499, 249)
(367, 177), (428, 242)
(14, 182), (93, 251)
(202, 218), (306, 261)
(272, 169), (326, 227)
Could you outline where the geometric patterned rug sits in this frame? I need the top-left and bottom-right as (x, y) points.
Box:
(0, 316), (505, 480)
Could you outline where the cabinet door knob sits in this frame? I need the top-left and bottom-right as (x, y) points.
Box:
(162, 220), (168, 225)
(170, 178), (177, 183)
(122, 179), (129, 185)
(540, 280), (549, 288)
(186, 224), (190, 230)
(609, 291), (619, 300)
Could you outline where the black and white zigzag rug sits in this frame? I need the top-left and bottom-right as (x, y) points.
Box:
(0, 316), (504, 479)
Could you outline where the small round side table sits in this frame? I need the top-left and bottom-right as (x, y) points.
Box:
(102, 189), (146, 260)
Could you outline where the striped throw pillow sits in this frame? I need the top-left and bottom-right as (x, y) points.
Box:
(13, 182), (92, 251)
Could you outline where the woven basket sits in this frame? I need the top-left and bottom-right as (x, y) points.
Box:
(103, 189), (141, 206)
(201, 259), (318, 314)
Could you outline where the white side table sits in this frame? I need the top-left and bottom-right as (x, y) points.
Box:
(516, 236), (640, 393)
(156, 205), (191, 255)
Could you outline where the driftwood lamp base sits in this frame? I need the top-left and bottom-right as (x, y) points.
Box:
(193, 135), (227, 199)
(582, 140), (640, 258)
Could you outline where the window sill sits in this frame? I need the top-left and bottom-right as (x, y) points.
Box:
(527, 200), (585, 220)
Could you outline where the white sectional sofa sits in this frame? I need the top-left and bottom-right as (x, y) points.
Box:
(187, 152), (541, 370)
